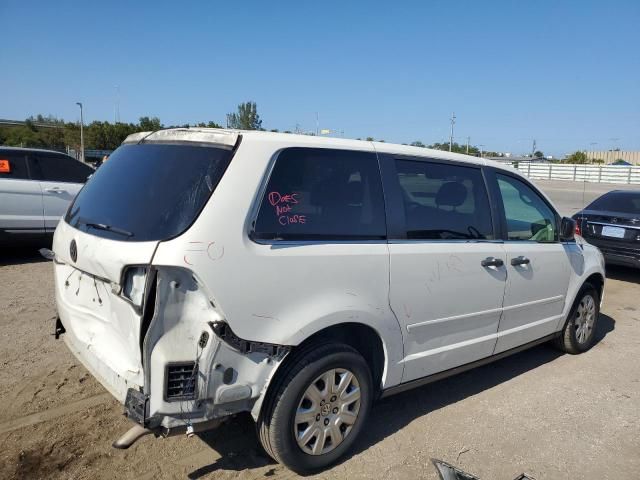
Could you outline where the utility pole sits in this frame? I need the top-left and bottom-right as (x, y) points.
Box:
(466, 136), (470, 154)
(315, 112), (319, 136)
(76, 102), (85, 163)
(531, 139), (537, 158)
(479, 144), (484, 158)
(449, 112), (456, 152)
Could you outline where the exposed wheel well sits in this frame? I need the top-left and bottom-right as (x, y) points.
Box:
(275, 323), (386, 397)
(585, 272), (605, 300)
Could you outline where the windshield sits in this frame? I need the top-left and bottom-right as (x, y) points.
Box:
(586, 191), (640, 215)
(65, 143), (233, 241)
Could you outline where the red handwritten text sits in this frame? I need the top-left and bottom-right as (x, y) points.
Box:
(268, 191), (307, 226)
(278, 214), (307, 225)
(268, 191), (299, 207)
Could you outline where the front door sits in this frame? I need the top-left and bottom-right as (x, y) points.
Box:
(492, 172), (571, 354)
(385, 157), (507, 382)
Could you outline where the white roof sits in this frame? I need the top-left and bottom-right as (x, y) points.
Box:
(122, 127), (516, 174)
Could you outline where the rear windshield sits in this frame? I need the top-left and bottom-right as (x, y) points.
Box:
(65, 143), (233, 241)
(586, 191), (640, 214)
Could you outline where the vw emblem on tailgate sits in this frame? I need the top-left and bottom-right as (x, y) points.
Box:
(70, 239), (78, 263)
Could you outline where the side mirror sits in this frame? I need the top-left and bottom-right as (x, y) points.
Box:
(560, 216), (576, 241)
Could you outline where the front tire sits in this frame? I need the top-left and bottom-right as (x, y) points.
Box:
(554, 283), (600, 354)
(257, 343), (372, 474)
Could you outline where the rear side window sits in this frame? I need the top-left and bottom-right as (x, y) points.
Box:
(0, 152), (30, 180)
(395, 159), (493, 240)
(66, 143), (232, 242)
(30, 155), (94, 183)
(253, 148), (386, 240)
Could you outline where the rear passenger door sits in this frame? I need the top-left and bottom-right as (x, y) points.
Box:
(490, 171), (571, 353)
(382, 156), (507, 382)
(0, 151), (45, 237)
(29, 154), (93, 231)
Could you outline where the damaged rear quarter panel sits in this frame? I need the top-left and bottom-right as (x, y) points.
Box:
(144, 267), (287, 428)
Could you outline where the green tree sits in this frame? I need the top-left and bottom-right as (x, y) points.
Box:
(427, 142), (480, 155)
(534, 150), (544, 158)
(410, 141), (426, 147)
(226, 101), (262, 130)
(565, 151), (589, 164)
(138, 116), (163, 131)
(194, 121), (223, 128)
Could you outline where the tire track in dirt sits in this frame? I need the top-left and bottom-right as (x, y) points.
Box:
(0, 392), (112, 435)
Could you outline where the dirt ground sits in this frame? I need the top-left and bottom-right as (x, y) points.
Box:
(0, 181), (639, 479)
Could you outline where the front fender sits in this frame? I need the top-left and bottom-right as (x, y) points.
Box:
(556, 241), (605, 331)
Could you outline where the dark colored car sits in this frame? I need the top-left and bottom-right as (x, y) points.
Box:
(573, 190), (640, 268)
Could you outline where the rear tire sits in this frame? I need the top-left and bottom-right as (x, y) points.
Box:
(554, 283), (599, 354)
(257, 342), (372, 474)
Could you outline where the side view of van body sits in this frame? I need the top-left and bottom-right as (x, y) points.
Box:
(52, 129), (605, 472)
(0, 146), (93, 246)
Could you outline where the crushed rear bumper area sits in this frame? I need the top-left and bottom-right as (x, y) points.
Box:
(55, 316), (141, 403)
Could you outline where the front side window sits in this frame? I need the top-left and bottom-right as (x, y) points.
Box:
(31, 155), (94, 183)
(253, 148), (386, 240)
(496, 173), (557, 242)
(395, 159), (493, 240)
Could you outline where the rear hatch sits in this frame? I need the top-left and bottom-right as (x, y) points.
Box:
(53, 129), (238, 400)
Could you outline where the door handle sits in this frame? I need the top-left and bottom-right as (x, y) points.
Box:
(481, 257), (504, 267)
(511, 256), (531, 266)
(45, 187), (66, 194)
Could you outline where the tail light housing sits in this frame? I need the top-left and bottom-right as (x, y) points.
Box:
(121, 266), (148, 308)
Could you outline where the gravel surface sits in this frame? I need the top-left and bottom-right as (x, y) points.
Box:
(0, 182), (638, 479)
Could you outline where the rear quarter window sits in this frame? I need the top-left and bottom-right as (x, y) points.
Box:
(0, 152), (30, 180)
(253, 148), (386, 240)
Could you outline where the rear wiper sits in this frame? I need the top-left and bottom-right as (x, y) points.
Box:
(85, 222), (133, 238)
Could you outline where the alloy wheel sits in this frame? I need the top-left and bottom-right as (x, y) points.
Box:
(294, 368), (361, 455)
(575, 294), (596, 344)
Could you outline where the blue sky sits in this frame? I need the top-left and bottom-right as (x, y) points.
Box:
(1, 0), (639, 156)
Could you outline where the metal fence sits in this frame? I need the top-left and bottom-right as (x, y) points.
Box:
(511, 162), (640, 185)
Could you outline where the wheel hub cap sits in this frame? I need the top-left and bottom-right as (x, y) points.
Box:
(294, 368), (361, 456)
(575, 294), (596, 344)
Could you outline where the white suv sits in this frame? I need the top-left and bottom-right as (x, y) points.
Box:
(0, 146), (93, 246)
(51, 129), (605, 473)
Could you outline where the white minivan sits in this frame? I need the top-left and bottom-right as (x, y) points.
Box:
(51, 129), (605, 473)
(0, 146), (94, 246)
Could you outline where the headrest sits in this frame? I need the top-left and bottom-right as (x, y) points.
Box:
(435, 181), (467, 208)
